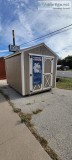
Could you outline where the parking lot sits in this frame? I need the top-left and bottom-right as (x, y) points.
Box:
(0, 80), (72, 160)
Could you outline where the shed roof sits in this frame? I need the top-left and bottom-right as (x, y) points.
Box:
(5, 43), (58, 59)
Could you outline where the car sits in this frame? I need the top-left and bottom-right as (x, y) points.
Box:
(57, 65), (69, 71)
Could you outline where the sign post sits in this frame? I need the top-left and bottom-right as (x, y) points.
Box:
(8, 30), (20, 52)
(12, 30), (15, 46)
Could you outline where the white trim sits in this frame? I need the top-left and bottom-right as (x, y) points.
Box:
(29, 53), (54, 59)
(55, 59), (57, 88)
(43, 86), (51, 90)
(42, 56), (44, 90)
(32, 85), (42, 93)
(43, 57), (53, 90)
(43, 74), (52, 90)
(5, 43), (58, 59)
(29, 54), (54, 94)
(21, 52), (25, 96)
(5, 52), (21, 59)
(29, 56), (33, 93)
(20, 43), (58, 58)
(51, 59), (53, 86)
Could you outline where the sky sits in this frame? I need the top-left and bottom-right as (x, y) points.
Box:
(0, 0), (72, 58)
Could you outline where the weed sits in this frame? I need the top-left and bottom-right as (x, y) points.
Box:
(26, 103), (32, 105)
(32, 109), (42, 114)
(13, 108), (21, 113)
(19, 112), (32, 123)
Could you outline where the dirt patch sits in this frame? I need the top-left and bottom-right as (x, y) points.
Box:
(32, 109), (42, 114)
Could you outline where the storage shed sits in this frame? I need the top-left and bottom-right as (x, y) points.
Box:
(0, 57), (6, 80)
(5, 43), (57, 96)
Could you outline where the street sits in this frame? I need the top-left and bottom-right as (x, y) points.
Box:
(57, 71), (72, 78)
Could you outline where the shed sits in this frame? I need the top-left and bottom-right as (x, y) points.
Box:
(0, 57), (6, 80)
(5, 43), (57, 96)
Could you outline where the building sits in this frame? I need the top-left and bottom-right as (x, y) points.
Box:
(5, 43), (57, 96)
(0, 57), (6, 80)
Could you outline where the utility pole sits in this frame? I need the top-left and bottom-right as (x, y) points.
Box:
(12, 30), (15, 46)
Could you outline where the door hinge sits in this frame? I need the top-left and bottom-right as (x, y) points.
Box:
(30, 55), (32, 58)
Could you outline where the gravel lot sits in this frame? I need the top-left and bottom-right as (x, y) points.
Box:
(0, 80), (72, 160)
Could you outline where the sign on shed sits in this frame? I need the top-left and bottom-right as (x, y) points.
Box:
(33, 56), (42, 85)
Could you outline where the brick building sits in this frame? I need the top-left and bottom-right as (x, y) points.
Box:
(0, 57), (6, 80)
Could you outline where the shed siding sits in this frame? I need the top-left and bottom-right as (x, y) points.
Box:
(24, 45), (57, 95)
(5, 54), (22, 94)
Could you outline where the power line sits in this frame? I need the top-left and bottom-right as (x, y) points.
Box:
(20, 23), (72, 46)
(0, 24), (72, 53)
(47, 27), (72, 37)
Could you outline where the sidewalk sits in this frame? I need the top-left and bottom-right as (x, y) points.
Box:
(0, 93), (51, 160)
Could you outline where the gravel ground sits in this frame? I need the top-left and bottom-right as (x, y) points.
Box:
(0, 80), (72, 160)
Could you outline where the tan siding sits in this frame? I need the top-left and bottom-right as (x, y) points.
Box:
(24, 45), (57, 95)
(5, 54), (22, 94)
(24, 53), (29, 95)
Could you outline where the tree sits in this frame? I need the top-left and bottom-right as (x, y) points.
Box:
(57, 56), (72, 69)
(65, 56), (72, 69)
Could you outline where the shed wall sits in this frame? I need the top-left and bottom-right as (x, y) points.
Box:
(24, 45), (57, 95)
(5, 54), (22, 94)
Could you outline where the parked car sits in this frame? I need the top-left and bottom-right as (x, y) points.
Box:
(57, 65), (69, 71)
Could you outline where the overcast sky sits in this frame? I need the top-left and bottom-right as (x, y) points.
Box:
(0, 0), (72, 58)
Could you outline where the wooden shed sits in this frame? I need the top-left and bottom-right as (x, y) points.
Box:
(0, 57), (6, 80)
(5, 43), (57, 96)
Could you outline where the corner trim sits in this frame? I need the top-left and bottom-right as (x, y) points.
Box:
(21, 52), (25, 95)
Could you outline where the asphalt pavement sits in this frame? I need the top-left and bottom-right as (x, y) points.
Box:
(57, 71), (72, 78)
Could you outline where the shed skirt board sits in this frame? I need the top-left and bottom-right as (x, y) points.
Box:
(29, 54), (54, 94)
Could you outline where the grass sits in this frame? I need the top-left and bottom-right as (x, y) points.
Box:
(68, 69), (72, 71)
(19, 112), (32, 123)
(56, 78), (72, 90)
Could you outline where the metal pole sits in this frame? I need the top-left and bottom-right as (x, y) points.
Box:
(12, 30), (15, 46)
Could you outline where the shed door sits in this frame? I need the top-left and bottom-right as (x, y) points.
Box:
(43, 57), (53, 89)
(29, 55), (42, 93)
(29, 55), (53, 93)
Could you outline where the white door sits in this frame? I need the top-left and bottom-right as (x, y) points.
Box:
(29, 55), (53, 93)
(43, 57), (53, 89)
(29, 55), (42, 93)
